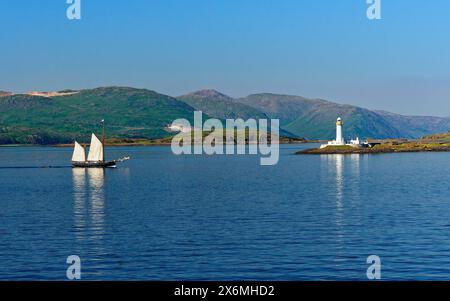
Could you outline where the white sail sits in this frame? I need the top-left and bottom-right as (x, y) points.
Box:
(87, 134), (104, 162)
(72, 141), (86, 162)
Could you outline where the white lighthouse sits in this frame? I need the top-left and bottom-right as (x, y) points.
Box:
(335, 117), (344, 145)
(320, 117), (363, 149)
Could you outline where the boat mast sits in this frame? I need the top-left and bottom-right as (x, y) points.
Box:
(101, 119), (105, 162)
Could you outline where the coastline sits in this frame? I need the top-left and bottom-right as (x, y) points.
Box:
(0, 137), (311, 148)
(297, 142), (450, 155)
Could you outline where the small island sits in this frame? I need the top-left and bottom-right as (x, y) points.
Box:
(297, 117), (450, 155)
(298, 141), (450, 155)
(56, 131), (307, 147)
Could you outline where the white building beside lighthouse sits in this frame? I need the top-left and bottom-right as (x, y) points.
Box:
(320, 117), (362, 149)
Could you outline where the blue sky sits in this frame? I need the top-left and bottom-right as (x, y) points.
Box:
(1, 0), (450, 116)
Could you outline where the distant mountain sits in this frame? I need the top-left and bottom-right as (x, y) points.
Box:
(236, 93), (450, 140)
(373, 110), (450, 139)
(177, 89), (269, 120)
(177, 89), (297, 137)
(236, 93), (328, 126)
(1, 86), (450, 144)
(0, 87), (199, 144)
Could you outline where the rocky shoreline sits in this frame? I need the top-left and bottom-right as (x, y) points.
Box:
(297, 142), (450, 155)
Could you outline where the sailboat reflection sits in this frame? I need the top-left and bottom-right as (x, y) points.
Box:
(72, 168), (87, 240)
(72, 168), (105, 241)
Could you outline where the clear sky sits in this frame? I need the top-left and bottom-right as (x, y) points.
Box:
(1, 0), (450, 116)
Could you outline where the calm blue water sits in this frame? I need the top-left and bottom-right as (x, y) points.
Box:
(1, 144), (450, 280)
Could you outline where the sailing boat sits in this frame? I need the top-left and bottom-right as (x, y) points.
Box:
(71, 120), (129, 168)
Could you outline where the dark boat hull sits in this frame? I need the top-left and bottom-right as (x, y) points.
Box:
(72, 161), (117, 168)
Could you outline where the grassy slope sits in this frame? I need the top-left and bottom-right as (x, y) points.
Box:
(178, 89), (269, 120)
(284, 105), (403, 140)
(177, 90), (299, 138)
(420, 132), (450, 143)
(3, 86), (450, 144)
(0, 87), (200, 144)
(237, 93), (325, 126)
(237, 93), (450, 140)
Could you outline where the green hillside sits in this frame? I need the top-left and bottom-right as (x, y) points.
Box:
(237, 93), (450, 140)
(237, 93), (327, 126)
(0, 87), (199, 144)
(421, 131), (450, 143)
(2, 86), (450, 144)
(177, 90), (298, 137)
(283, 105), (403, 140)
(177, 89), (269, 120)
(373, 110), (450, 139)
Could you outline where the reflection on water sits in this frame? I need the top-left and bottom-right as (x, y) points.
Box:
(349, 154), (362, 205)
(350, 154), (360, 177)
(72, 168), (86, 240)
(88, 168), (105, 238)
(321, 155), (344, 206)
(6, 146), (450, 280)
(321, 154), (362, 229)
(334, 155), (344, 211)
(72, 168), (105, 241)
